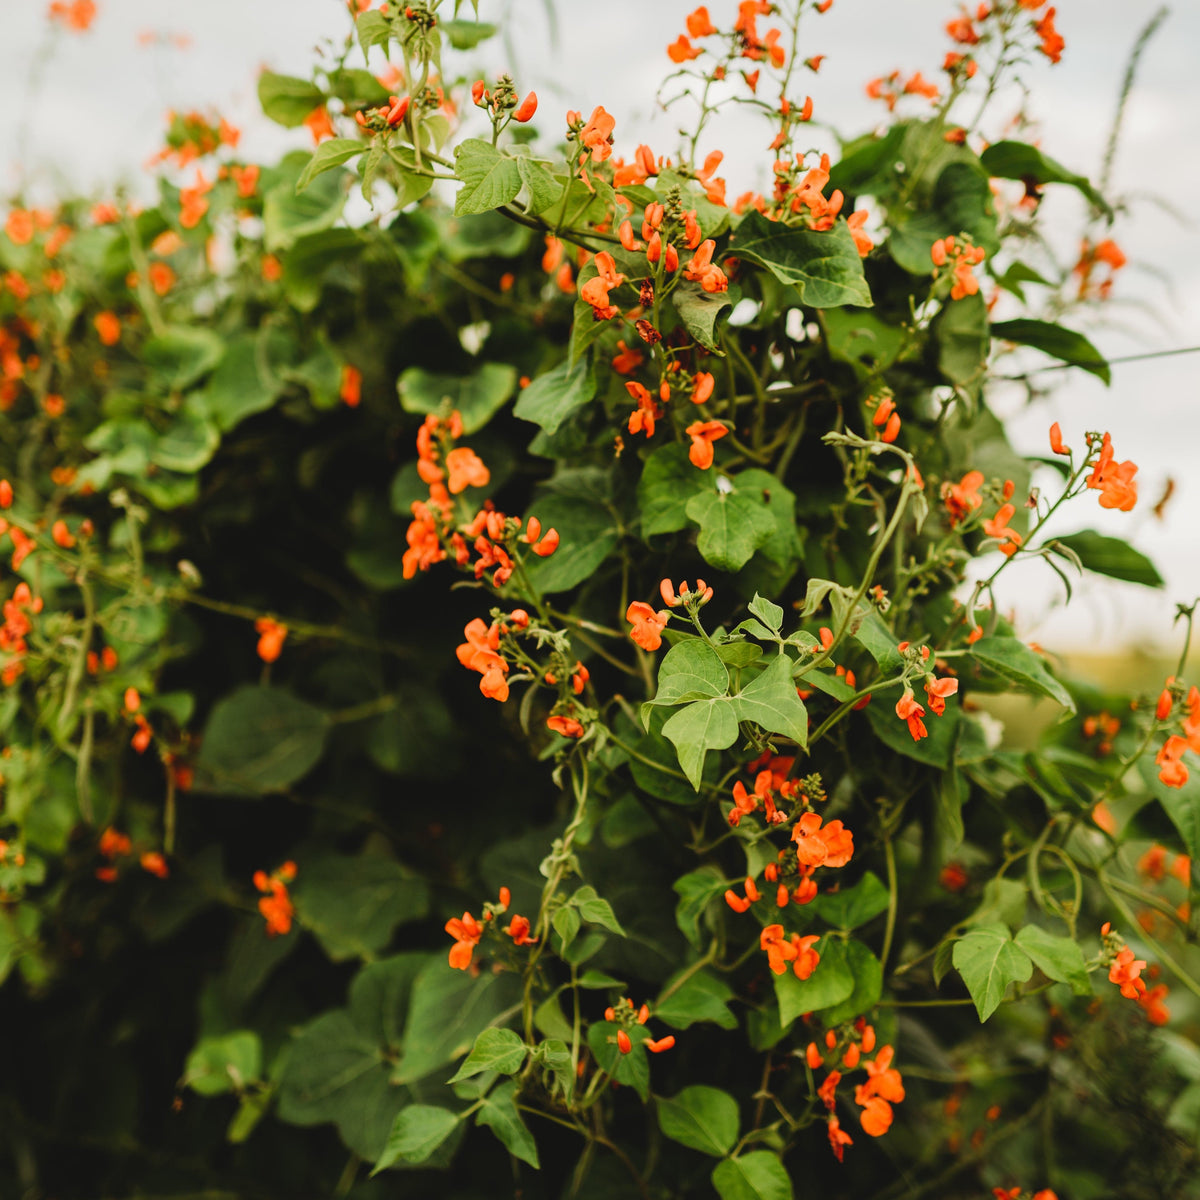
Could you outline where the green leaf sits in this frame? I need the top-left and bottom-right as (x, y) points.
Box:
(638, 443), (711, 536)
(324, 67), (389, 108)
(204, 332), (282, 431)
(936, 764), (967, 849)
(748, 594), (784, 634)
(393, 958), (522, 1085)
(672, 281), (733, 352)
(814, 872), (889, 930)
(732, 210), (871, 308)
(1014, 925), (1092, 996)
(673, 868), (728, 948)
(152, 412), (219, 473)
(820, 938), (884, 1025)
(513, 356), (594, 434)
(374, 1105), (459, 1171)
(194, 686), (330, 796)
(297, 138), (368, 193)
(448, 1028), (527, 1082)
(971, 636), (1075, 711)
(573, 885), (626, 935)
(773, 937), (855, 1025)
(889, 160), (998, 275)
(356, 9), (392, 55)
(440, 18), (498, 48)
(258, 71), (326, 128)
(1051, 530), (1164, 588)
(657, 1085), (739, 1157)
(711, 1151), (793, 1200)
(454, 138), (523, 216)
(293, 855), (429, 961)
(991, 318), (1110, 385)
(264, 167), (345, 252)
(646, 640), (729, 707)
(934, 289), (989, 400)
(397, 361), (516, 433)
(183, 1031), (262, 1096)
(731, 654), (809, 747)
(521, 494), (619, 595)
(663, 699), (739, 790)
(143, 326), (223, 389)
(824, 307), (906, 378)
(553, 904), (581, 950)
(980, 140), (1109, 213)
(952, 923), (1033, 1021)
(476, 1080), (539, 1167)
(654, 969), (737, 1030)
(516, 157), (565, 215)
(276, 956), (427, 1161)
(852, 608), (903, 673)
(687, 487), (777, 573)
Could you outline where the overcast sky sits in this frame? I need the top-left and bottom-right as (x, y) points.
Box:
(1, 0), (1197, 653)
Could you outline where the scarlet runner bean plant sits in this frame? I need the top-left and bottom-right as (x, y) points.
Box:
(0, 1), (1197, 1198)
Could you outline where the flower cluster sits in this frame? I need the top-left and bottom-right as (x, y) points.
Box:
(445, 886), (536, 970)
(807, 1021), (905, 1157)
(602, 995), (675, 1055)
(254, 862), (297, 937)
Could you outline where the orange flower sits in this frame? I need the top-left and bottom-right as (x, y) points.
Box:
(303, 106), (336, 145)
(792, 811), (854, 868)
(827, 1114), (853, 1161)
(760, 924), (800, 975)
(504, 914), (537, 945)
(1084, 432), (1137, 512)
(1138, 982), (1170, 1025)
(685, 420), (727, 469)
(645, 1035), (676, 1053)
(445, 911), (483, 969)
(895, 690), (928, 741)
(580, 250), (625, 320)
(48, 0), (97, 31)
(547, 713), (585, 738)
(141, 851), (169, 879)
(255, 864), (296, 937)
(230, 163), (260, 199)
(626, 601), (670, 651)
(148, 261), (176, 295)
(982, 502), (1022, 556)
(178, 171), (212, 229)
(932, 234), (986, 299)
(612, 339), (644, 375)
(626, 381), (663, 438)
(1156, 735), (1189, 789)
(858, 1096), (894, 1136)
(99, 827), (132, 859)
(445, 447), (490, 494)
(255, 617), (288, 663)
(668, 35), (701, 62)
(903, 71), (939, 100)
(1034, 6), (1064, 63)
(1049, 422), (1068, 455)
(682, 239), (728, 293)
(847, 210), (873, 257)
(579, 106), (616, 164)
(686, 6), (716, 37)
(924, 675), (959, 716)
(1108, 945), (1147, 999)
(339, 364), (362, 407)
(94, 310), (121, 346)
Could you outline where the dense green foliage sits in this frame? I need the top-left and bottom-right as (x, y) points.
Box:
(0, 3), (1198, 1199)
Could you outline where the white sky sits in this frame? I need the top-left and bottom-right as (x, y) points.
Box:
(1, 0), (1197, 653)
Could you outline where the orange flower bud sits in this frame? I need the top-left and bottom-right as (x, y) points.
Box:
(512, 91), (538, 122)
(617, 1029), (632, 1054)
(806, 1042), (824, 1069)
(645, 1036), (675, 1053)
